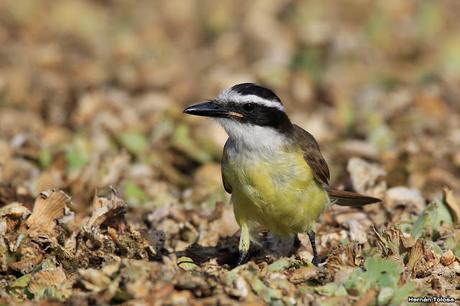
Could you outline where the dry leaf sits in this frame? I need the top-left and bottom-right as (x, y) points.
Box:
(85, 191), (126, 230)
(443, 188), (460, 224)
(347, 157), (387, 197)
(440, 250), (455, 266)
(26, 190), (70, 235)
(385, 187), (425, 213)
(0, 202), (30, 219)
(9, 242), (44, 274)
(28, 267), (68, 294)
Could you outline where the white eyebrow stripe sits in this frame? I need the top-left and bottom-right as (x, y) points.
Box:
(218, 90), (285, 111)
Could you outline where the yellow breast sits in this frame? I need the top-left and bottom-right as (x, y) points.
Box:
(222, 148), (329, 235)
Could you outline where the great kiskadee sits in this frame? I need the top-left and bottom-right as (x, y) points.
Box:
(184, 83), (380, 266)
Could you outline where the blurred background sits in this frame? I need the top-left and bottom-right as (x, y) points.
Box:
(2, 2), (460, 303)
(0, 0), (459, 211)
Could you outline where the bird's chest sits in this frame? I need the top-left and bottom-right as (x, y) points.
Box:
(222, 142), (329, 234)
(223, 148), (314, 205)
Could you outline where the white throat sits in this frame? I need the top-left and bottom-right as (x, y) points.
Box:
(216, 118), (287, 151)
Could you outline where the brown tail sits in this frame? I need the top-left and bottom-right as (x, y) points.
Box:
(327, 189), (381, 207)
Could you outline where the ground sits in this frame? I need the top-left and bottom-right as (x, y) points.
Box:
(0, 1), (459, 305)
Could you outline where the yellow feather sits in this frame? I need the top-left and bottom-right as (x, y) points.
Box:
(222, 148), (329, 237)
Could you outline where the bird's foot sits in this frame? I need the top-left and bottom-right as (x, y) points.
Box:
(308, 230), (322, 267)
(236, 251), (249, 266)
(312, 255), (320, 267)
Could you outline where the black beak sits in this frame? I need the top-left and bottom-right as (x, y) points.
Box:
(183, 100), (231, 118)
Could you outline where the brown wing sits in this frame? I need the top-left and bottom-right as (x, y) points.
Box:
(293, 125), (382, 206)
(328, 189), (381, 207)
(293, 124), (330, 186)
(221, 139), (232, 194)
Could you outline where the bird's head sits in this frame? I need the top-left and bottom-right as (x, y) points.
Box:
(184, 83), (293, 149)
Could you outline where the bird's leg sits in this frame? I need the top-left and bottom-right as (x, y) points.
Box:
(237, 222), (250, 265)
(308, 230), (320, 266)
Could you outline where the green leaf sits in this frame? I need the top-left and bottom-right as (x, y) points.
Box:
(416, 1), (442, 38)
(250, 277), (281, 303)
(314, 283), (348, 297)
(392, 281), (416, 305)
(365, 11), (387, 41)
(66, 137), (90, 173)
(454, 244), (460, 258)
(177, 256), (199, 271)
(345, 257), (403, 296)
(364, 257), (402, 289)
(119, 132), (149, 157)
(411, 198), (453, 239)
(124, 180), (148, 206)
(442, 38), (460, 77)
(267, 258), (291, 272)
(291, 46), (323, 82)
(432, 198), (453, 231)
(10, 274), (31, 288)
(426, 241), (443, 255)
(337, 98), (355, 133)
(172, 124), (213, 163)
(39, 147), (52, 169)
(411, 201), (436, 239)
(367, 125), (395, 151)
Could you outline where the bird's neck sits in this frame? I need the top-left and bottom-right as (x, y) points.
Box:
(217, 119), (290, 152)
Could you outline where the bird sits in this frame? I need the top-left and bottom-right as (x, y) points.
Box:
(183, 83), (380, 266)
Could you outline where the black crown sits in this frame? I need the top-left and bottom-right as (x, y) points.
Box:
(231, 83), (282, 103)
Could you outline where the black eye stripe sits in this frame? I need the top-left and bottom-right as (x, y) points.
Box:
(242, 103), (255, 112)
(223, 101), (291, 132)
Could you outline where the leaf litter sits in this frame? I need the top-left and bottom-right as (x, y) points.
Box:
(0, 0), (460, 305)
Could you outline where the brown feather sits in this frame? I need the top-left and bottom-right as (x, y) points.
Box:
(292, 124), (381, 207)
(292, 125), (330, 186)
(328, 189), (381, 207)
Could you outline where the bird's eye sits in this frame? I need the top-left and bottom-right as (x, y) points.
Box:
(242, 103), (255, 112)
